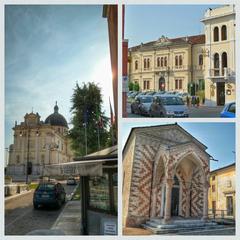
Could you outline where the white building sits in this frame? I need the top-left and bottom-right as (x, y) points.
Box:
(7, 103), (73, 179)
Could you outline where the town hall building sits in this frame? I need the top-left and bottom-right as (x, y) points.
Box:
(123, 124), (210, 227)
(6, 103), (74, 180)
(128, 5), (235, 106)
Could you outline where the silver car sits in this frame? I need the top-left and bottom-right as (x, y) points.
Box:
(138, 96), (153, 116)
(149, 95), (189, 117)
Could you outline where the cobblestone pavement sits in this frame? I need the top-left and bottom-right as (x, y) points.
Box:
(126, 103), (224, 118)
(5, 183), (76, 235)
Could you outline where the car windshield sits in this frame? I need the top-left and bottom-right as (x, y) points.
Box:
(37, 184), (55, 191)
(160, 97), (184, 105)
(140, 97), (153, 103)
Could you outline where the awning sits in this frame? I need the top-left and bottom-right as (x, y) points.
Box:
(43, 145), (118, 177)
(43, 161), (103, 177)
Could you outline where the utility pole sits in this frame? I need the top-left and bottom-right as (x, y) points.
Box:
(26, 128), (30, 184)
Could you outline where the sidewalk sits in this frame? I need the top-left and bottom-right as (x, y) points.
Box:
(51, 200), (82, 235)
(5, 190), (33, 203)
(123, 227), (152, 235)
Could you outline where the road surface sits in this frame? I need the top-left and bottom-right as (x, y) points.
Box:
(5, 183), (77, 235)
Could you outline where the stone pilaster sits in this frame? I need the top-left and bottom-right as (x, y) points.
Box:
(163, 178), (174, 223)
(202, 182), (210, 221)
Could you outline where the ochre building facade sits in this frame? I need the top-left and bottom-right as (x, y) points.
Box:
(208, 163), (235, 219)
(128, 5), (235, 106)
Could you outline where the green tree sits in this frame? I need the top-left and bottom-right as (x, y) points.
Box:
(133, 82), (140, 91)
(69, 82), (109, 156)
(128, 81), (134, 91)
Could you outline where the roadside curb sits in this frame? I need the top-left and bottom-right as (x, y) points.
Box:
(69, 184), (79, 201)
(5, 190), (33, 203)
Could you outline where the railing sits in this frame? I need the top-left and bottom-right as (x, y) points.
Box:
(208, 209), (235, 220)
(192, 65), (205, 71)
(209, 67), (228, 78)
(174, 65), (189, 70)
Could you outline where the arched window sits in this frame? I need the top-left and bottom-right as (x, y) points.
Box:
(214, 27), (219, 42)
(164, 57), (167, 67)
(179, 55), (183, 66)
(175, 56), (178, 66)
(157, 57), (160, 67)
(221, 25), (227, 41)
(222, 52), (227, 75)
(144, 59), (147, 69)
(160, 57), (164, 67)
(135, 60), (138, 70)
(214, 53), (220, 76)
(147, 58), (150, 68)
(199, 54), (203, 65)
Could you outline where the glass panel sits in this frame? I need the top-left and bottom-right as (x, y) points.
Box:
(89, 173), (110, 211)
(113, 173), (118, 212)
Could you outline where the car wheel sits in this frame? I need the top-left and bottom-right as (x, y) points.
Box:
(33, 203), (39, 210)
(131, 106), (134, 114)
(56, 199), (62, 209)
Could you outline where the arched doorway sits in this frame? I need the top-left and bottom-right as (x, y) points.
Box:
(159, 77), (165, 91)
(171, 175), (180, 216)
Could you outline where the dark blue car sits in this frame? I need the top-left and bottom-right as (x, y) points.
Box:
(220, 102), (235, 118)
(33, 182), (66, 209)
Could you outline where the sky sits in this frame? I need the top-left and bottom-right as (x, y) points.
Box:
(125, 4), (221, 47)
(122, 122), (235, 171)
(5, 5), (113, 148)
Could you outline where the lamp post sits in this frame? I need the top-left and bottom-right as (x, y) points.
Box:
(5, 148), (9, 175)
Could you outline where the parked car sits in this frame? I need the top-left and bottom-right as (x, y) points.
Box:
(138, 96), (154, 116)
(220, 102), (235, 118)
(130, 96), (141, 114)
(33, 182), (66, 209)
(67, 177), (77, 185)
(176, 92), (191, 102)
(149, 95), (189, 117)
(145, 91), (156, 95)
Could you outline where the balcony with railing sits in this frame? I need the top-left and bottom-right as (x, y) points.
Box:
(209, 67), (235, 81)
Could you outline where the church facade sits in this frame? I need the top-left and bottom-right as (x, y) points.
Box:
(123, 124), (210, 227)
(128, 5), (235, 106)
(7, 103), (74, 178)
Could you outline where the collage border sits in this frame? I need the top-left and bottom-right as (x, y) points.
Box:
(1, 0), (239, 239)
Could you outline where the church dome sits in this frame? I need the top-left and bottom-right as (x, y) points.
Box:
(45, 102), (68, 128)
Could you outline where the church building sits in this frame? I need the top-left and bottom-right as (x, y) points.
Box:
(7, 103), (73, 179)
(123, 124), (210, 227)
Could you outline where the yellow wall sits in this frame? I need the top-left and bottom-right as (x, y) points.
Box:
(208, 164), (235, 218)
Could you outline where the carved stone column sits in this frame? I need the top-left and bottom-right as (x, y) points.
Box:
(150, 187), (157, 218)
(185, 182), (191, 218)
(202, 181), (209, 221)
(163, 178), (174, 223)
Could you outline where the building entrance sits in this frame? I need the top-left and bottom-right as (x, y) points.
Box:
(159, 77), (165, 91)
(171, 176), (180, 216)
(217, 82), (225, 106)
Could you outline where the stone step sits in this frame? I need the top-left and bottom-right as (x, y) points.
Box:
(146, 220), (217, 229)
(150, 218), (212, 225)
(142, 223), (224, 234)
